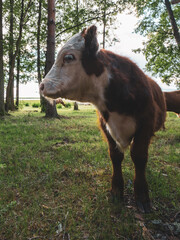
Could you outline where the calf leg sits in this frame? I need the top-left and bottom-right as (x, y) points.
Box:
(99, 115), (124, 200)
(130, 131), (151, 213)
(109, 140), (124, 200)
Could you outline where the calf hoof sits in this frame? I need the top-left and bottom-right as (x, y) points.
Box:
(110, 189), (124, 203)
(136, 200), (152, 214)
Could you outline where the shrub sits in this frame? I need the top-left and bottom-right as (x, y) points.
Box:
(57, 104), (62, 109)
(32, 103), (40, 108)
(64, 102), (71, 108)
(24, 103), (29, 106)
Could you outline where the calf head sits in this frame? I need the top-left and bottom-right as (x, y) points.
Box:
(40, 26), (105, 102)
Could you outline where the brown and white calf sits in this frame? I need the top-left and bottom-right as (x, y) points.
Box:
(40, 26), (166, 213)
(164, 90), (180, 117)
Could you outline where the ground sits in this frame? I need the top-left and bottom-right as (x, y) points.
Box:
(0, 101), (179, 240)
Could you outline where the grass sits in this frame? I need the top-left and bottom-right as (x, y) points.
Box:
(0, 102), (180, 240)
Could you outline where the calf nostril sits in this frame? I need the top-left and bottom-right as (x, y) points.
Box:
(40, 83), (44, 91)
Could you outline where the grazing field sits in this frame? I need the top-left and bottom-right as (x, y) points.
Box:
(0, 102), (180, 240)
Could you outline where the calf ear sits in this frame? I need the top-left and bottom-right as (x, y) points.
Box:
(81, 25), (99, 58)
(81, 25), (104, 76)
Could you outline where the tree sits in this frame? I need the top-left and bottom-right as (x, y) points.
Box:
(37, 0), (42, 86)
(15, 48), (20, 107)
(74, 101), (79, 110)
(5, 0), (15, 111)
(36, 0), (46, 113)
(5, 0), (33, 112)
(55, 0), (120, 47)
(129, 0), (180, 87)
(165, 0), (180, 46)
(102, 0), (107, 49)
(2, 0), (124, 108)
(0, 0), (5, 116)
(43, 0), (58, 118)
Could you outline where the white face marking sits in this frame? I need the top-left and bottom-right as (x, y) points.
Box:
(40, 32), (109, 105)
(62, 33), (85, 51)
(41, 33), (86, 100)
(42, 50), (87, 100)
(106, 113), (136, 152)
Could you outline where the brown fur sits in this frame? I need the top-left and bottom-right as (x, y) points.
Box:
(164, 90), (180, 116)
(41, 25), (167, 213)
(81, 26), (166, 212)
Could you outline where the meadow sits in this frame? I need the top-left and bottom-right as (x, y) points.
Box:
(0, 101), (179, 240)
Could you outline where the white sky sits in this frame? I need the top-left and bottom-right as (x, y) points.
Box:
(19, 13), (177, 98)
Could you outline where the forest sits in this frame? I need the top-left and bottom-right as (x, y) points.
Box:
(0, 0), (180, 117)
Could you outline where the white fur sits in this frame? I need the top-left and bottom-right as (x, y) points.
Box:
(62, 33), (85, 51)
(106, 112), (136, 152)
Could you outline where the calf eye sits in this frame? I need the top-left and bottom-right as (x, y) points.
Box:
(63, 54), (75, 63)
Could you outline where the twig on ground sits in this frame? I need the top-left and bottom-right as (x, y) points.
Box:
(27, 236), (45, 240)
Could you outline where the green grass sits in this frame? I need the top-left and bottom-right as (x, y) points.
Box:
(0, 104), (179, 240)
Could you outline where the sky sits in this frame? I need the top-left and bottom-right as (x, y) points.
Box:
(19, 12), (177, 99)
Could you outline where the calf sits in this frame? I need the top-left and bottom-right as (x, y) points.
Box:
(40, 26), (166, 213)
(55, 98), (65, 106)
(164, 91), (180, 117)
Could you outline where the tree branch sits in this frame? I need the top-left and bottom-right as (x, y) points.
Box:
(56, 16), (101, 38)
(22, 0), (33, 27)
(56, 11), (117, 38)
(165, 0), (180, 46)
(171, 0), (180, 4)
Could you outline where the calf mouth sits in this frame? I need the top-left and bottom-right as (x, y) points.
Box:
(39, 81), (63, 99)
(39, 82), (61, 99)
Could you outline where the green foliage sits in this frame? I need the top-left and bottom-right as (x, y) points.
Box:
(55, 0), (120, 47)
(2, 0), (124, 96)
(2, 0), (36, 85)
(0, 106), (179, 239)
(24, 102), (29, 106)
(64, 102), (71, 108)
(32, 102), (40, 108)
(56, 103), (62, 109)
(131, 0), (180, 87)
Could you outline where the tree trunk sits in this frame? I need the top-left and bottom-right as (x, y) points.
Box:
(5, 0), (32, 112)
(0, 0), (5, 116)
(37, 0), (45, 113)
(45, 0), (56, 74)
(165, 0), (180, 46)
(74, 102), (79, 110)
(44, 0), (58, 118)
(16, 48), (20, 107)
(5, 0), (15, 112)
(102, 0), (106, 49)
(76, 0), (79, 32)
(37, 0), (42, 85)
